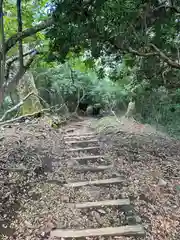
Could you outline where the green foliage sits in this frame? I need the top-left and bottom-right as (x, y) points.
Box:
(33, 60), (130, 112)
(135, 85), (180, 137)
(46, 0), (180, 100)
(47, 0), (179, 65)
(1, 0), (180, 140)
(3, 0), (50, 58)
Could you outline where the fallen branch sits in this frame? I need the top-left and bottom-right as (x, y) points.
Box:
(0, 111), (41, 125)
(110, 108), (121, 123)
(0, 104), (64, 126)
(0, 91), (34, 122)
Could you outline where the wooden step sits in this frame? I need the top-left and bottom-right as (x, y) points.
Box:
(65, 128), (76, 133)
(65, 132), (96, 137)
(52, 165), (112, 173)
(71, 155), (104, 161)
(52, 155), (104, 164)
(0, 167), (28, 173)
(67, 147), (100, 152)
(66, 139), (98, 144)
(75, 199), (130, 209)
(65, 177), (124, 188)
(70, 165), (113, 173)
(50, 225), (145, 238)
(64, 135), (97, 140)
(70, 155), (105, 164)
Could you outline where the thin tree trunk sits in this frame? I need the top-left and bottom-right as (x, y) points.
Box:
(0, 0), (5, 87)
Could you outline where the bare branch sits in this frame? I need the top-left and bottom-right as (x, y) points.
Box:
(162, 66), (171, 85)
(75, 87), (85, 113)
(108, 36), (158, 57)
(0, 104), (63, 126)
(177, 47), (180, 63)
(153, 4), (180, 14)
(150, 43), (180, 69)
(127, 47), (158, 57)
(68, 63), (75, 84)
(128, 44), (180, 69)
(109, 36), (180, 69)
(0, 91), (34, 121)
(5, 49), (37, 80)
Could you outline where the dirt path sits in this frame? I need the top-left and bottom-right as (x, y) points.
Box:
(49, 119), (145, 239)
(2, 117), (179, 239)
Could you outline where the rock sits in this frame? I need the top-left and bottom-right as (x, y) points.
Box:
(126, 210), (134, 217)
(60, 195), (69, 202)
(25, 119), (30, 124)
(92, 211), (103, 225)
(125, 101), (135, 118)
(86, 105), (93, 116)
(135, 216), (142, 223)
(24, 220), (33, 229)
(127, 216), (136, 224)
(158, 178), (167, 186)
(97, 209), (106, 214)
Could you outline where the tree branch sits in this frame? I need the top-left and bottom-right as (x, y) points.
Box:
(4, 18), (54, 54)
(127, 47), (158, 57)
(153, 4), (180, 14)
(150, 43), (180, 69)
(128, 44), (180, 69)
(109, 36), (180, 69)
(4, 49), (39, 93)
(5, 49), (37, 80)
(108, 36), (158, 57)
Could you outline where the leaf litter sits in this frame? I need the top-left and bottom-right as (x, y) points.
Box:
(0, 116), (179, 240)
(94, 116), (180, 240)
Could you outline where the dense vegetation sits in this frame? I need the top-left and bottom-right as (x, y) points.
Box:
(0, 0), (180, 136)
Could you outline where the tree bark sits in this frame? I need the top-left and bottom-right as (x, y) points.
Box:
(0, 0), (5, 86)
(125, 101), (136, 118)
(17, 71), (42, 115)
(17, 0), (24, 70)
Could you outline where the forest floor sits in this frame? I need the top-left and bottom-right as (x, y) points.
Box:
(0, 115), (180, 240)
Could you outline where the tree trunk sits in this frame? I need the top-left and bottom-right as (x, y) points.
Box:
(17, 70), (42, 115)
(125, 101), (136, 118)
